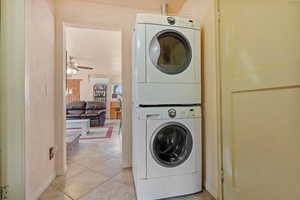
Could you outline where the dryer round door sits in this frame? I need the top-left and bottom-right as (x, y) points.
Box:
(149, 29), (192, 75)
(150, 122), (193, 168)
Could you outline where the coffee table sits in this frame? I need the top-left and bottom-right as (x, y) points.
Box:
(66, 119), (90, 136)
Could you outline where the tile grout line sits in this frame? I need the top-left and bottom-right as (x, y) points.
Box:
(56, 162), (123, 199)
(74, 169), (127, 200)
(72, 155), (122, 176)
(50, 121), (127, 200)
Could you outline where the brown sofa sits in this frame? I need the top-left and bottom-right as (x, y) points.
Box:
(66, 101), (106, 127)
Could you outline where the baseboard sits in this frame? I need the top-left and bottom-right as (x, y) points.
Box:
(205, 181), (218, 199)
(56, 164), (67, 176)
(30, 172), (56, 200)
(122, 159), (131, 168)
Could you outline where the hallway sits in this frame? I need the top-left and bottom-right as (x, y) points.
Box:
(40, 120), (214, 200)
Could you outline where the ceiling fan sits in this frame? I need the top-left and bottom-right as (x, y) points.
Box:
(67, 56), (95, 74)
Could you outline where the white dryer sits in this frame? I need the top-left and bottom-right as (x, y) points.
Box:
(132, 106), (202, 200)
(133, 14), (201, 105)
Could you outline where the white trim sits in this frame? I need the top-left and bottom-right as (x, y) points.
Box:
(205, 181), (218, 199)
(1, 0), (26, 199)
(122, 160), (131, 169)
(55, 23), (68, 176)
(30, 172), (56, 200)
(214, 0), (224, 199)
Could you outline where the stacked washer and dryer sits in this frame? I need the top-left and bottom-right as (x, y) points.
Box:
(132, 14), (202, 200)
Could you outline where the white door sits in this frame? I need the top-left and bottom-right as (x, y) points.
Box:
(219, 0), (300, 200)
(1, 0), (26, 199)
(146, 25), (200, 83)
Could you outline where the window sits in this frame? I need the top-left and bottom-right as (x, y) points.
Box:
(112, 84), (122, 98)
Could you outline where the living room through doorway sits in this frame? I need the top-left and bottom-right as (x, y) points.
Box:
(64, 26), (123, 178)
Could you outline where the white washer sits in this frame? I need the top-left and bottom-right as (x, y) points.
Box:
(133, 14), (202, 105)
(132, 106), (202, 200)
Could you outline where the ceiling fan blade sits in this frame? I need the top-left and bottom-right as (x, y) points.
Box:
(77, 66), (94, 70)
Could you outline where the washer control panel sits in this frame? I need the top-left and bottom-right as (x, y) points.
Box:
(138, 106), (201, 120)
(186, 108), (198, 118)
(168, 109), (177, 118)
(167, 17), (176, 25)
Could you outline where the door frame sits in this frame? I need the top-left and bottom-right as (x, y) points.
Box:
(0, 0), (27, 199)
(214, 0), (224, 199)
(55, 22), (125, 175)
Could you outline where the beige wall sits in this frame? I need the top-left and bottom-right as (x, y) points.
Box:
(25, 0), (56, 199)
(180, 0), (219, 198)
(55, 0), (161, 169)
(65, 27), (122, 76)
(72, 0), (185, 14)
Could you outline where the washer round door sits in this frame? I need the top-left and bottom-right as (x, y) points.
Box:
(149, 29), (192, 75)
(151, 122), (193, 168)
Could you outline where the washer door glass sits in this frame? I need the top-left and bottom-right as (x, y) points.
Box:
(149, 30), (192, 75)
(151, 123), (193, 168)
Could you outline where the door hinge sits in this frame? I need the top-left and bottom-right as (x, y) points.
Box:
(217, 9), (221, 23)
(221, 169), (225, 184)
(0, 185), (9, 200)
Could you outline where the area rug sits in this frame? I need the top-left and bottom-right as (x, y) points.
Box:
(79, 126), (114, 141)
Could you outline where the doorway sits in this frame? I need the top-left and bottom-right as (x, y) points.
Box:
(63, 26), (124, 196)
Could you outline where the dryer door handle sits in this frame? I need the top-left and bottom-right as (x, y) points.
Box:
(150, 37), (161, 65)
(146, 114), (160, 119)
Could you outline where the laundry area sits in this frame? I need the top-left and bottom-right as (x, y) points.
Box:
(3, 0), (299, 199)
(132, 13), (203, 200)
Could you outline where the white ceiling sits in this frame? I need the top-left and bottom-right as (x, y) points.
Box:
(79, 0), (186, 13)
(66, 27), (122, 76)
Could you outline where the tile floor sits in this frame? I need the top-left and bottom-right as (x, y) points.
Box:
(40, 120), (215, 200)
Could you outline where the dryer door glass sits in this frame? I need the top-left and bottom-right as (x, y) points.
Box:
(151, 123), (193, 168)
(150, 30), (192, 75)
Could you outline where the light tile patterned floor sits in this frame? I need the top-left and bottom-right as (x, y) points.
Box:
(40, 120), (215, 200)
